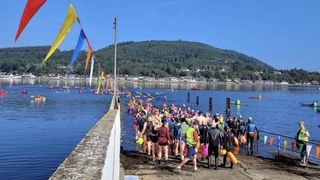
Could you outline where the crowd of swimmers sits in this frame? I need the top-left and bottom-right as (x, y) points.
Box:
(127, 92), (260, 171)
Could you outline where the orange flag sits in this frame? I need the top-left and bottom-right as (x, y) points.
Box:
(316, 146), (320, 159)
(269, 137), (274, 146)
(85, 45), (92, 71)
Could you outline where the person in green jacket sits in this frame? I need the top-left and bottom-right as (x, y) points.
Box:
(296, 121), (310, 166)
(176, 122), (199, 172)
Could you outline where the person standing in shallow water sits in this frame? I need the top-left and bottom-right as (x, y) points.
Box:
(296, 121), (310, 166)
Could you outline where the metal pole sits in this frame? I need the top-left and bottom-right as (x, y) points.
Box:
(113, 17), (117, 93)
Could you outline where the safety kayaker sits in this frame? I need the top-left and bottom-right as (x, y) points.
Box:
(312, 101), (317, 107)
(295, 121), (310, 166)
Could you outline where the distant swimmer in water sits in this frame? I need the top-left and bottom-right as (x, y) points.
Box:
(236, 99), (241, 105)
(248, 95), (265, 100)
(312, 101), (317, 107)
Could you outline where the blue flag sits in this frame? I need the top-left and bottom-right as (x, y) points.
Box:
(70, 30), (85, 65)
(276, 136), (281, 148)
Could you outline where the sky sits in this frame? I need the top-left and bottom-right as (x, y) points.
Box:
(0, 0), (320, 71)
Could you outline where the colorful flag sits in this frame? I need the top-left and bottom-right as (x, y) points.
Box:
(316, 146), (320, 159)
(89, 56), (94, 87)
(269, 137), (274, 146)
(15, 0), (47, 41)
(291, 142), (296, 151)
(70, 30), (85, 65)
(276, 136), (281, 148)
(306, 144), (312, 157)
(43, 4), (77, 63)
(96, 71), (104, 93)
(264, 136), (268, 144)
(284, 141), (288, 151)
(85, 46), (93, 71)
(298, 144), (303, 152)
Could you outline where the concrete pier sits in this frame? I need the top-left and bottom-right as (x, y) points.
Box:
(49, 95), (121, 180)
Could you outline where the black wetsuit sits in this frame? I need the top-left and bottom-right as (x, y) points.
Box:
(207, 127), (223, 169)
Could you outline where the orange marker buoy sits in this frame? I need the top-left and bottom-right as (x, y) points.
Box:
(234, 146), (239, 155)
(234, 137), (239, 146)
(240, 135), (247, 144)
(227, 152), (238, 165)
(196, 142), (201, 151)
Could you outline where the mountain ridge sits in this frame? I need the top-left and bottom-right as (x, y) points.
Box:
(0, 40), (319, 84)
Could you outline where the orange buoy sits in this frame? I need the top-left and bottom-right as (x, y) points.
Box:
(234, 137), (239, 146)
(219, 149), (227, 156)
(233, 146), (239, 155)
(196, 142), (201, 151)
(227, 152), (238, 165)
(240, 135), (247, 144)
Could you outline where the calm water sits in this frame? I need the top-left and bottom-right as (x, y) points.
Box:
(1, 81), (320, 179)
(121, 86), (320, 156)
(0, 85), (110, 180)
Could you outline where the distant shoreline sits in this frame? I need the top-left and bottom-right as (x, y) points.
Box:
(0, 76), (319, 88)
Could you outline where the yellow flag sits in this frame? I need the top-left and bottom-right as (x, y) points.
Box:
(96, 71), (104, 93)
(284, 141), (288, 151)
(43, 4), (77, 63)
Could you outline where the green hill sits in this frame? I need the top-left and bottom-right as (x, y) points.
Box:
(96, 41), (273, 80)
(0, 40), (319, 84)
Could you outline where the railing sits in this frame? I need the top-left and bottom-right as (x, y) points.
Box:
(254, 130), (320, 165)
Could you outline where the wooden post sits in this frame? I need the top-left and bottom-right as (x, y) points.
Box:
(196, 96), (199, 106)
(226, 97), (231, 117)
(209, 97), (212, 111)
(113, 17), (117, 94)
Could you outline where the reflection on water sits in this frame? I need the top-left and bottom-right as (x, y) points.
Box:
(0, 84), (111, 179)
(0, 78), (95, 87)
(2, 79), (319, 92)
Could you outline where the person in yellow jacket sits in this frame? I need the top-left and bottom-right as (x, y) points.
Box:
(176, 122), (199, 172)
(296, 121), (310, 166)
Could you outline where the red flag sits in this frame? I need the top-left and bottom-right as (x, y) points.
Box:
(291, 142), (296, 151)
(15, 0), (47, 41)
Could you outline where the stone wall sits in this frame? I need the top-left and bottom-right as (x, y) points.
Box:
(49, 95), (121, 180)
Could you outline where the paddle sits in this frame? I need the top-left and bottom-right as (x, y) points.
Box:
(230, 102), (249, 106)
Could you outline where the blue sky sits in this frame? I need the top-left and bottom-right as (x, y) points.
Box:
(1, 0), (320, 71)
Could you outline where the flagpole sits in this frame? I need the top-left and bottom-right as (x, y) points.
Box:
(113, 17), (117, 94)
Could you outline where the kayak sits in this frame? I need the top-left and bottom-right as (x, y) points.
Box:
(0, 90), (7, 96)
(230, 102), (249, 106)
(248, 96), (269, 100)
(300, 103), (315, 107)
(191, 87), (200, 90)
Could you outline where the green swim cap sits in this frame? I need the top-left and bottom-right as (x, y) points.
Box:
(186, 118), (192, 124)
